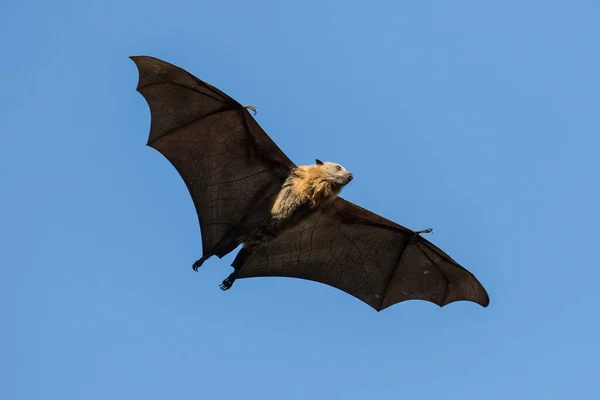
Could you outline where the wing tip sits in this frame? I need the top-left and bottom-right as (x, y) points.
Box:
(478, 289), (491, 308)
(129, 55), (183, 90)
(129, 54), (158, 64)
(441, 287), (490, 308)
(129, 55), (154, 91)
(129, 56), (145, 92)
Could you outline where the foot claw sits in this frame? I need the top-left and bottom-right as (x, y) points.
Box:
(219, 272), (238, 291)
(192, 256), (208, 271)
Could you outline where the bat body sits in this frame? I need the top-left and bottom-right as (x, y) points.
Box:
(219, 159), (355, 290)
(131, 55), (490, 311)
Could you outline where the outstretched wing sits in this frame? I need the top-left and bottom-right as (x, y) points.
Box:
(131, 55), (296, 260)
(236, 198), (489, 311)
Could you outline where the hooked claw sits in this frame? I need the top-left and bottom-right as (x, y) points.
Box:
(242, 104), (257, 115)
(219, 271), (238, 291)
(192, 255), (209, 271)
(415, 228), (433, 235)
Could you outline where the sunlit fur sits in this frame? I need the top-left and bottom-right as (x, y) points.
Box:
(271, 161), (353, 221)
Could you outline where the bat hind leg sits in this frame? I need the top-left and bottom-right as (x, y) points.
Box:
(219, 244), (255, 291)
(193, 239), (241, 271)
(192, 255), (210, 271)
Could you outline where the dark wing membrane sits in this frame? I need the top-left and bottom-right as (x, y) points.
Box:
(237, 198), (489, 311)
(131, 55), (296, 260)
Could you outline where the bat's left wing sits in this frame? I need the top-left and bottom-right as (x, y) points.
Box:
(130, 55), (296, 267)
(236, 198), (489, 311)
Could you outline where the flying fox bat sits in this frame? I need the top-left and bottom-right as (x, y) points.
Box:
(130, 55), (490, 311)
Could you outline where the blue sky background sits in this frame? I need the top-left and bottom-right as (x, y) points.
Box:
(2, 1), (599, 399)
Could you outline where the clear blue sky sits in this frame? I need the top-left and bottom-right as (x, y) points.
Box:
(2, 1), (599, 399)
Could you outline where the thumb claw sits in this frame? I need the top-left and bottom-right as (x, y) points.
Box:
(242, 104), (257, 115)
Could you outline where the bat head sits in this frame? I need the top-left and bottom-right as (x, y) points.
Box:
(315, 159), (354, 186)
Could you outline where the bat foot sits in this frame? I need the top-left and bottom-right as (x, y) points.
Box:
(219, 271), (238, 291)
(192, 255), (209, 271)
(242, 104), (257, 115)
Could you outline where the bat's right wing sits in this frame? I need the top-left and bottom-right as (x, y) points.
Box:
(131, 56), (296, 263)
(236, 198), (489, 311)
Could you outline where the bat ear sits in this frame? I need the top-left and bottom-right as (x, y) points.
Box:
(315, 159), (324, 165)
